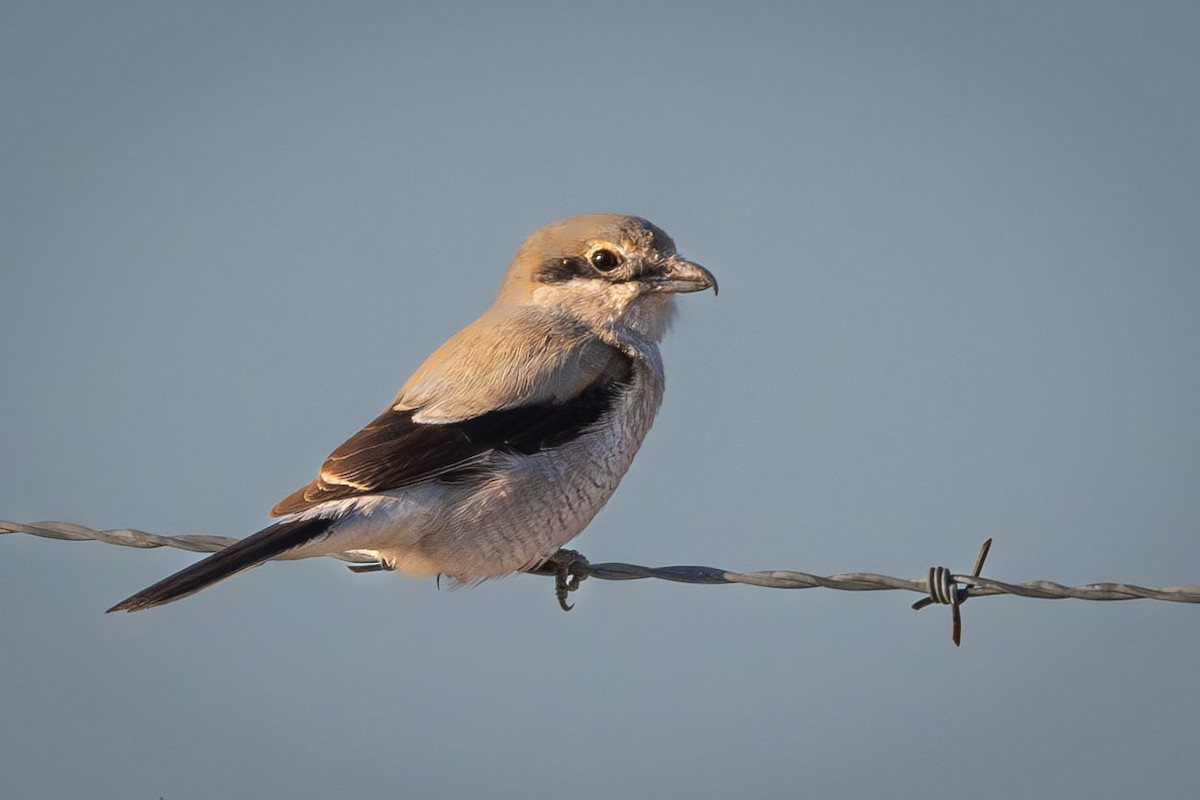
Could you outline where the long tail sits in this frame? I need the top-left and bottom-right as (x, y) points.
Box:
(107, 516), (335, 613)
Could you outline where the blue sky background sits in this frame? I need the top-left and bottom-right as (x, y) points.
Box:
(2, 2), (1198, 798)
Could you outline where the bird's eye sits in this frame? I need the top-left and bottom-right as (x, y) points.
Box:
(590, 249), (620, 272)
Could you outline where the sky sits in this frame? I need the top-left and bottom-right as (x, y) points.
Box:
(2, 1), (1198, 798)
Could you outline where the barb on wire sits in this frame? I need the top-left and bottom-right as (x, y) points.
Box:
(908, 538), (992, 646)
(4, 519), (1199, 646)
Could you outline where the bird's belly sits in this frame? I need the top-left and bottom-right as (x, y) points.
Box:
(304, 436), (638, 580)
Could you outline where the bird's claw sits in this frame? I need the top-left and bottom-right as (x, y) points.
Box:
(531, 549), (590, 611)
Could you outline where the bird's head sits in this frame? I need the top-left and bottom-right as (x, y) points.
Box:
(498, 214), (717, 344)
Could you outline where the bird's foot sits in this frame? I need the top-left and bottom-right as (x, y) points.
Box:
(530, 549), (591, 611)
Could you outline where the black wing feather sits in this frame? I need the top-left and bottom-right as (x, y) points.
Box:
(107, 516), (334, 613)
(457, 375), (630, 453)
(271, 354), (633, 516)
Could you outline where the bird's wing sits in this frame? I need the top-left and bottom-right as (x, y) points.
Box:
(272, 310), (632, 516)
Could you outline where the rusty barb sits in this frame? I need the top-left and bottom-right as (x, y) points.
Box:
(910, 538), (992, 646)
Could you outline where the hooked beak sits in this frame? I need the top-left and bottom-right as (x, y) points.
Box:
(647, 255), (719, 296)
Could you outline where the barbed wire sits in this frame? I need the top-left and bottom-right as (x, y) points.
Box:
(0, 519), (378, 563)
(4, 519), (1198, 645)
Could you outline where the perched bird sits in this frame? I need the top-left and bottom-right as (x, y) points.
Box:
(108, 214), (716, 612)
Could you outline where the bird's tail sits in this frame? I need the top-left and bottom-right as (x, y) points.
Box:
(106, 516), (335, 613)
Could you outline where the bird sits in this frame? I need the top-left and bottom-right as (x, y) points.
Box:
(108, 214), (717, 612)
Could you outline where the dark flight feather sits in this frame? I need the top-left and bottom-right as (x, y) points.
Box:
(270, 353), (634, 516)
(106, 516), (335, 613)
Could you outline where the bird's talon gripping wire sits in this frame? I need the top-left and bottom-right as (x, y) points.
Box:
(531, 549), (591, 611)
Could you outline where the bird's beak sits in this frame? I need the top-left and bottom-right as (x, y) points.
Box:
(648, 255), (719, 296)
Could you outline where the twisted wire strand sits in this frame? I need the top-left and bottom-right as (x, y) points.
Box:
(0, 520), (377, 563)
(4, 518), (1198, 603)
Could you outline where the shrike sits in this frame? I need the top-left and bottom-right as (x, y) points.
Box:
(109, 214), (716, 612)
